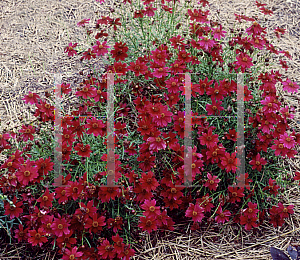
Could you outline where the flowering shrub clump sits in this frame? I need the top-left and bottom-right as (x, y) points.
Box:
(1, 0), (300, 259)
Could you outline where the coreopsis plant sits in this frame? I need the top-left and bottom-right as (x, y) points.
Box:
(1, 0), (300, 259)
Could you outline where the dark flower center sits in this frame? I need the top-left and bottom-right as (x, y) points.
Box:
(232, 192), (237, 197)
(42, 196), (48, 201)
(35, 233), (41, 239)
(220, 213), (225, 218)
(286, 137), (291, 142)
(98, 44), (103, 49)
(191, 163), (196, 169)
(146, 220), (152, 226)
(25, 129), (31, 134)
(212, 106), (217, 111)
(156, 137), (161, 142)
(24, 171), (30, 177)
(73, 187), (78, 193)
(278, 144), (284, 149)
(92, 123), (98, 128)
(92, 221), (99, 227)
(158, 68), (163, 72)
(242, 57), (248, 62)
(64, 134), (70, 139)
(83, 87), (88, 92)
(171, 188), (177, 194)
(58, 224), (63, 230)
(28, 93), (33, 98)
(228, 158), (233, 164)
(209, 180), (214, 185)
(7, 162), (12, 167)
(171, 82), (176, 86)
(149, 206), (155, 212)
(248, 208), (253, 213)
(69, 255), (75, 260)
(283, 208), (288, 213)
(255, 161), (261, 165)
(97, 89), (102, 94)
(45, 104), (50, 109)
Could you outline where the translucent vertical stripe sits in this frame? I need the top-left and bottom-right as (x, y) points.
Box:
(53, 73), (65, 187)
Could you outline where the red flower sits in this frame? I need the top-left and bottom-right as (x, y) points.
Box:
(188, 9), (209, 23)
(294, 171), (300, 181)
(92, 40), (110, 56)
(263, 178), (280, 196)
(240, 215), (258, 231)
(111, 42), (128, 61)
(185, 203), (205, 223)
(85, 213), (106, 234)
(77, 18), (90, 27)
(108, 17), (122, 31)
(19, 124), (35, 142)
(74, 143), (92, 157)
(64, 42), (78, 57)
(243, 201), (259, 218)
(85, 118), (106, 137)
(14, 224), (29, 243)
(112, 234), (124, 255)
(138, 215), (158, 234)
(169, 35), (185, 49)
(128, 59), (148, 76)
(141, 199), (160, 217)
(62, 246), (83, 260)
(36, 157), (54, 175)
(220, 152), (240, 173)
(227, 186), (244, 203)
(37, 188), (54, 208)
(234, 53), (253, 72)
(198, 128), (218, 148)
(51, 215), (70, 237)
(269, 206), (285, 227)
(249, 153), (267, 171)
(23, 91), (40, 104)
(215, 206), (231, 224)
(196, 194), (214, 213)
(4, 197), (23, 219)
(118, 245), (135, 260)
(97, 239), (116, 259)
(98, 187), (120, 203)
(28, 228), (48, 247)
(81, 48), (96, 60)
(16, 162), (39, 186)
(153, 66), (169, 78)
(139, 171), (159, 192)
(65, 181), (84, 201)
(147, 136), (167, 153)
(277, 202), (294, 219)
(203, 173), (220, 191)
(279, 132), (296, 149)
(197, 36), (215, 51)
(134, 9), (145, 18)
(75, 84), (97, 99)
(206, 98), (224, 115)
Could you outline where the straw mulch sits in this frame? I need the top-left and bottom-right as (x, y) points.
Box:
(0, 0), (299, 259)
